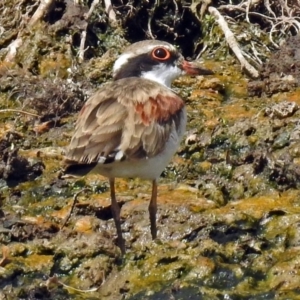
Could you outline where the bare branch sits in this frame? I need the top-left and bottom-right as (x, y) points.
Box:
(29, 0), (55, 27)
(60, 188), (91, 229)
(0, 109), (39, 117)
(4, 38), (23, 62)
(199, 0), (212, 20)
(4, 0), (54, 62)
(264, 0), (277, 18)
(104, 0), (117, 23)
(245, 0), (251, 23)
(218, 1), (300, 51)
(147, 0), (158, 39)
(208, 6), (259, 78)
(78, 29), (88, 63)
(85, 0), (100, 20)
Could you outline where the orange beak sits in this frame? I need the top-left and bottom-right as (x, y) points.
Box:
(180, 60), (214, 76)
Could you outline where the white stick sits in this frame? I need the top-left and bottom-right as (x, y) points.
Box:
(29, 0), (55, 26)
(104, 0), (117, 23)
(4, 38), (23, 62)
(208, 6), (259, 78)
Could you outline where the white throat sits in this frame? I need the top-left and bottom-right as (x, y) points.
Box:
(141, 64), (182, 88)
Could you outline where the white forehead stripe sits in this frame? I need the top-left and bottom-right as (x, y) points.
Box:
(113, 53), (132, 77)
(113, 44), (176, 76)
(112, 42), (182, 87)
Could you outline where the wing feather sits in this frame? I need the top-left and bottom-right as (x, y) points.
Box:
(64, 78), (185, 172)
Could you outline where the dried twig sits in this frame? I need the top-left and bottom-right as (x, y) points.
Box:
(264, 0), (277, 18)
(146, 0), (158, 39)
(85, 0), (100, 19)
(218, 1), (300, 48)
(29, 0), (55, 26)
(4, 38), (23, 63)
(60, 188), (91, 229)
(79, 0), (118, 61)
(199, 0), (212, 20)
(269, 18), (300, 47)
(104, 0), (117, 23)
(4, 0), (55, 62)
(208, 6), (259, 78)
(78, 29), (88, 63)
(172, 0), (179, 26)
(245, 0), (251, 23)
(0, 109), (39, 117)
(250, 41), (263, 64)
(46, 275), (99, 293)
(0, 246), (10, 267)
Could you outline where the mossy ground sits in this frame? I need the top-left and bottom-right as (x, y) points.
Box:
(1, 1), (300, 299)
(1, 58), (300, 298)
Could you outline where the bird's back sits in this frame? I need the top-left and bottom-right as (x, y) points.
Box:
(64, 77), (186, 179)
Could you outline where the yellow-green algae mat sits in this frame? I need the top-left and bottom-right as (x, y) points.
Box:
(1, 61), (300, 299)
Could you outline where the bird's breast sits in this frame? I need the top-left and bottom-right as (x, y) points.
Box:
(93, 109), (186, 180)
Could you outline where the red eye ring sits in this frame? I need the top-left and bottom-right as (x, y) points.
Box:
(151, 47), (171, 61)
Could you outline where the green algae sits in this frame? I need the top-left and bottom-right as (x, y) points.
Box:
(1, 2), (300, 299)
(2, 63), (300, 298)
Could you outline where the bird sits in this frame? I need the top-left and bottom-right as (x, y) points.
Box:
(63, 40), (213, 254)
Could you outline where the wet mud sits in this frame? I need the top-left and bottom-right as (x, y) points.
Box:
(248, 34), (300, 97)
(1, 1), (300, 299)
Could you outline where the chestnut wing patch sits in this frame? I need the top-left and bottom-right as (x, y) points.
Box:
(64, 80), (185, 175)
(134, 94), (184, 127)
(122, 93), (185, 158)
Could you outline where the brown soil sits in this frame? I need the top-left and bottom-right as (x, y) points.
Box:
(1, 1), (300, 299)
(248, 34), (300, 96)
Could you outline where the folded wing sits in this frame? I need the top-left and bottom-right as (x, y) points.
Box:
(64, 78), (184, 174)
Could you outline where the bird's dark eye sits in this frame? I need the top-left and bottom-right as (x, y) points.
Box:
(152, 47), (171, 61)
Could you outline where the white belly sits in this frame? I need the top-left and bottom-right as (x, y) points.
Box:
(93, 109), (187, 180)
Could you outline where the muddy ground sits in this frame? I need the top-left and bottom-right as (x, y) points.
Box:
(1, 1), (300, 299)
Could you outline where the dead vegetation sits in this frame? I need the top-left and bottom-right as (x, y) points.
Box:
(0, 70), (86, 119)
(1, 2), (300, 299)
(1, 0), (299, 64)
(0, 132), (45, 186)
(0, 0), (299, 116)
(248, 34), (300, 96)
(0, 0), (299, 183)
